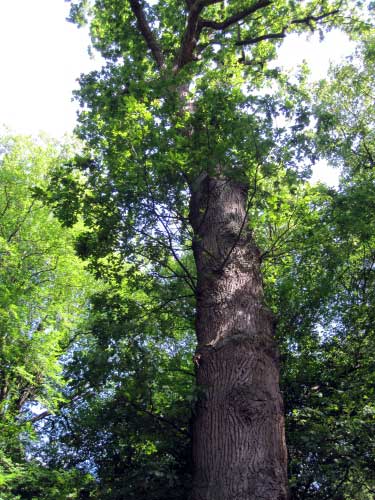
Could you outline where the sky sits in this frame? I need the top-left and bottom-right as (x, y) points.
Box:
(0, 0), (100, 137)
(0, 0), (355, 184)
(277, 31), (354, 185)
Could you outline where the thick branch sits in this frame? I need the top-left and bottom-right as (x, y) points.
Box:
(173, 1), (206, 73)
(199, 0), (271, 30)
(174, 0), (272, 72)
(201, 0), (225, 5)
(129, 0), (166, 70)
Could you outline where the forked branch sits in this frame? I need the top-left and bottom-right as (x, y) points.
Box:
(174, 0), (271, 72)
(130, 0), (342, 74)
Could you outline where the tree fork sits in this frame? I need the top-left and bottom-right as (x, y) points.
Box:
(189, 173), (288, 500)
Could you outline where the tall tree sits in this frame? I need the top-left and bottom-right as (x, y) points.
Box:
(52, 1), (366, 498)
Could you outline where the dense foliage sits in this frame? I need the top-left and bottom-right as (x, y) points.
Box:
(0, 136), (96, 499)
(1, 2), (375, 499)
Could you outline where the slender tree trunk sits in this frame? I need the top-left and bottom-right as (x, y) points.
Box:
(189, 173), (288, 500)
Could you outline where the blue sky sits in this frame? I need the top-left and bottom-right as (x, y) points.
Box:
(0, 0), (355, 183)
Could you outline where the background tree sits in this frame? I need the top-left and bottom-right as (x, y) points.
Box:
(41, 270), (194, 500)
(257, 180), (375, 499)
(0, 134), (95, 499)
(261, 36), (375, 499)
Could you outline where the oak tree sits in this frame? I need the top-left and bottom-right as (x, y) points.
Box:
(50, 1), (367, 498)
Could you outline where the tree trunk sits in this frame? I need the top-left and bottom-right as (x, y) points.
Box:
(189, 173), (288, 500)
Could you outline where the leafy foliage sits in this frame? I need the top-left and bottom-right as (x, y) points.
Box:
(265, 38), (375, 499)
(0, 135), (96, 499)
(2, 2), (375, 500)
(38, 1), (374, 498)
(38, 267), (195, 499)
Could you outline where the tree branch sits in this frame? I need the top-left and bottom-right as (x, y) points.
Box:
(174, 0), (272, 72)
(30, 410), (51, 423)
(290, 9), (340, 27)
(6, 199), (36, 243)
(129, 0), (166, 70)
(199, 0), (271, 30)
(236, 30), (286, 46)
(173, 1), (206, 73)
(0, 186), (11, 218)
(122, 394), (190, 437)
(237, 9), (340, 46)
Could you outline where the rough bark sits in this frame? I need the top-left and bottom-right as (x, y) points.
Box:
(189, 173), (288, 500)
